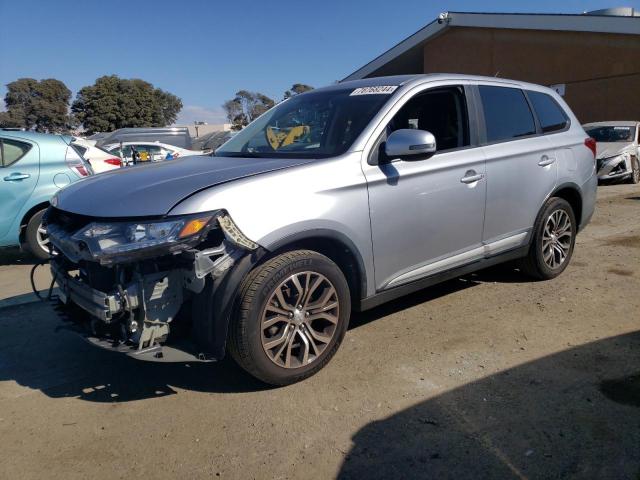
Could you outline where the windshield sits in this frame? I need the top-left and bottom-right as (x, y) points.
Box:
(215, 88), (393, 159)
(586, 126), (636, 143)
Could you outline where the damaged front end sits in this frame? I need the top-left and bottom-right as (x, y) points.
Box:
(45, 207), (261, 362)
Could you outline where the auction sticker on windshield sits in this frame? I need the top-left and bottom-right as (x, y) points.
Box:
(350, 86), (398, 96)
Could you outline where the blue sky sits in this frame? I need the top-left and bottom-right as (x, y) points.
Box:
(1, 0), (637, 124)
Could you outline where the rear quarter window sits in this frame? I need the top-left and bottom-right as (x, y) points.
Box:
(527, 91), (569, 133)
(0, 138), (33, 167)
(479, 86), (536, 143)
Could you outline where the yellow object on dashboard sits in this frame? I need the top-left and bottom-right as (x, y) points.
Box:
(266, 125), (310, 150)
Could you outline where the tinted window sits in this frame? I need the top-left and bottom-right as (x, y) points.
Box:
(585, 126), (636, 143)
(527, 91), (569, 133)
(479, 86), (536, 143)
(388, 87), (470, 151)
(1, 138), (32, 167)
(71, 144), (87, 158)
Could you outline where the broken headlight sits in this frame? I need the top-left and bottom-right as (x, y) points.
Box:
(72, 212), (218, 262)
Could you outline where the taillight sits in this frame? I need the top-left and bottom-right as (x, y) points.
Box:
(584, 137), (597, 159)
(104, 158), (122, 167)
(65, 146), (91, 177)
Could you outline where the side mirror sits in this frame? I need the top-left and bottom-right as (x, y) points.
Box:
(385, 129), (437, 160)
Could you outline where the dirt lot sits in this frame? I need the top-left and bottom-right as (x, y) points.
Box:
(0, 184), (638, 479)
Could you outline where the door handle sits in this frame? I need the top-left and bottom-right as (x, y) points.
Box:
(3, 173), (30, 181)
(460, 171), (484, 184)
(538, 156), (556, 167)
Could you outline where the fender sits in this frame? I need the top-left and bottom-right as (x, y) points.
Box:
(262, 227), (369, 300)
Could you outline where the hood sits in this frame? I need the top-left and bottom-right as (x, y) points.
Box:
(54, 155), (314, 217)
(596, 142), (636, 160)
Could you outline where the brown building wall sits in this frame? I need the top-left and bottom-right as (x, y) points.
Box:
(422, 27), (640, 123)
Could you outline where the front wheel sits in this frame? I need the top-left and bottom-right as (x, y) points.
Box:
(23, 209), (51, 261)
(519, 197), (576, 280)
(229, 250), (351, 386)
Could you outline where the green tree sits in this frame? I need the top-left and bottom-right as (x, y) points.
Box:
(0, 78), (73, 132)
(222, 90), (275, 130)
(72, 75), (182, 134)
(284, 83), (313, 99)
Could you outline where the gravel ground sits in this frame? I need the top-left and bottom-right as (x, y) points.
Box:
(0, 183), (638, 479)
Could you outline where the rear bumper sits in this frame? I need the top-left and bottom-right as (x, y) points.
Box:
(578, 171), (597, 232)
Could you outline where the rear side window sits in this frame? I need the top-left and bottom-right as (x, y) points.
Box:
(479, 86), (536, 143)
(527, 91), (569, 133)
(71, 144), (87, 158)
(0, 138), (32, 167)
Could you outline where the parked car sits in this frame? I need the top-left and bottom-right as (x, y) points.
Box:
(583, 121), (639, 184)
(102, 142), (206, 165)
(71, 137), (122, 173)
(0, 131), (92, 260)
(96, 127), (193, 150)
(46, 74), (597, 385)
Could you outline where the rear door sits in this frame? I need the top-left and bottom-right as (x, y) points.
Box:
(478, 85), (558, 249)
(0, 137), (39, 239)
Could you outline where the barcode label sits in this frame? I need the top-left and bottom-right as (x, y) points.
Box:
(350, 86), (398, 96)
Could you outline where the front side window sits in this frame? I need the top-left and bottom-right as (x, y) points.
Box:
(527, 91), (569, 133)
(387, 86), (470, 152)
(479, 86), (536, 143)
(585, 126), (636, 143)
(1, 138), (32, 167)
(216, 87), (393, 159)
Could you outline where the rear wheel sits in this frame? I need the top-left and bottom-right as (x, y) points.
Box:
(229, 250), (351, 386)
(629, 157), (640, 184)
(519, 197), (576, 280)
(23, 209), (51, 261)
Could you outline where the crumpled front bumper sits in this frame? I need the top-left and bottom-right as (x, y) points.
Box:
(51, 258), (217, 362)
(597, 156), (631, 180)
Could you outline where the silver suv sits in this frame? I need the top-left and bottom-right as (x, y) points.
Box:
(46, 74), (597, 385)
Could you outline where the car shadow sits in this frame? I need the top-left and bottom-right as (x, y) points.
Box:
(350, 264), (526, 330)
(338, 330), (640, 479)
(0, 248), (39, 266)
(0, 264), (532, 403)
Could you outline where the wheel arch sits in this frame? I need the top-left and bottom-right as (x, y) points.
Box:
(265, 229), (368, 306)
(18, 201), (50, 244)
(550, 183), (583, 230)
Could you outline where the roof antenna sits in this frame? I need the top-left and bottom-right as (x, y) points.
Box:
(494, 71), (501, 77)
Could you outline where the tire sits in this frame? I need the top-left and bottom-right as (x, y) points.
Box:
(228, 250), (351, 386)
(23, 209), (51, 261)
(629, 157), (640, 184)
(519, 197), (576, 280)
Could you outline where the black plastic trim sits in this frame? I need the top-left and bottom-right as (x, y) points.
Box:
(357, 246), (529, 312)
(266, 228), (368, 299)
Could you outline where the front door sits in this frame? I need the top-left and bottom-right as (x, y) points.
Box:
(363, 86), (487, 291)
(0, 137), (39, 239)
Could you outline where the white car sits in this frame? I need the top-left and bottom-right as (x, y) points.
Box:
(583, 121), (640, 184)
(102, 142), (207, 165)
(71, 138), (123, 173)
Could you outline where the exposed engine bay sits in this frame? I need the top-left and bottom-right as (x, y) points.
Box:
(44, 207), (259, 362)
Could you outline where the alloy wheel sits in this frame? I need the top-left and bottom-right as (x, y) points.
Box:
(260, 271), (339, 369)
(542, 210), (572, 269)
(36, 223), (51, 255)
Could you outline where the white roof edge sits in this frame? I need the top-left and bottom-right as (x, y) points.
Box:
(451, 11), (640, 35)
(343, 11), (640, 81)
